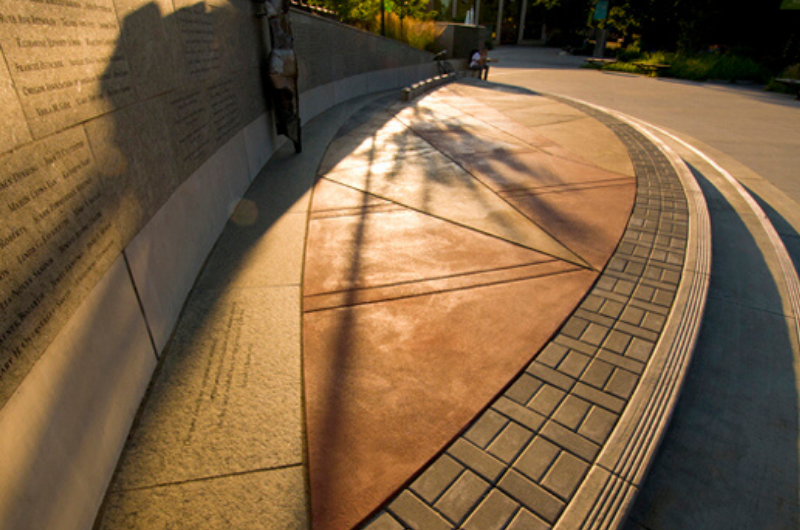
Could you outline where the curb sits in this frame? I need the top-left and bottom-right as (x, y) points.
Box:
(400, 73), (458, 101)
(550, 98), (712, 529)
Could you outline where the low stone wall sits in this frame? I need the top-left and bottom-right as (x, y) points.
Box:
(0, 3), (435, 529)
(434, 23), (489, 58)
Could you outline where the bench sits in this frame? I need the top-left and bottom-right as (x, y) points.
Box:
(775, 78), (800, 99)
(633, 62), (671, 76)
(400, 73), (457, 101)
(584, 58), (618, 69)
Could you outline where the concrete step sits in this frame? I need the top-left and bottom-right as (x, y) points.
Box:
(623, 127), (800, 530)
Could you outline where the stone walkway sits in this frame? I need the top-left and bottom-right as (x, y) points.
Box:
(360, 88), (709, 530)
(94, 80), (709, 530)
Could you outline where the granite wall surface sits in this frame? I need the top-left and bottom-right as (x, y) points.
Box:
(0, 3), (433, 529)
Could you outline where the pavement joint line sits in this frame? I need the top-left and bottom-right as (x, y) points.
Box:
(316, 174), (593, 267)
(705, 291), (795, 319)
(196, 283), (302, 293)
(304, 260), (562, 298)
(501, 180), (635, 198)
(114, 462), (304, 493)
(363, 87), (711, 530)
(303, 267), (588, 313)
(400, 91), (596, 271)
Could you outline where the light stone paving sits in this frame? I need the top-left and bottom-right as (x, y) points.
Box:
(361, 87), (708, 530)
(92, 92), (398, 530)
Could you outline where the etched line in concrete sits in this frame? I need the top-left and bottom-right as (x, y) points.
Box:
(116, 462), (304, 493)
(316, 172), (591, 268)
(304, 266), (585, 313)
(306, 260), (561, 298)
(498, 179), (634, 199)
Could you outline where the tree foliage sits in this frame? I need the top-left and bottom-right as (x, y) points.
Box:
(308, 0), (381, 24)
(309, 0), (433, 24)
(530, 0), (798, 64)
(393, 0), (431, 20)
(315, 0), (798, 66)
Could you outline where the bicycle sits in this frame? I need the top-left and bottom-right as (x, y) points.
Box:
(434, 50), (455, 76)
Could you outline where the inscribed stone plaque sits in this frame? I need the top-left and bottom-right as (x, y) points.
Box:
(84, 97), (182, 245)
(0, 0), (135, 138)
(238, 65), (268, 130)
(212, 0), (261, 76)
(114, 0), (182, 100)
(167, 86), (215, 176)
(0, 127), (121, 407)
(167, 76), (244, 178)
(0, 51), (32, 153)
(209, 77), (242, 144)
(111, 287), (302, 490)
(173, 1), (222, 83)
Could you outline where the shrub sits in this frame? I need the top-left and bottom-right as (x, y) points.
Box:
(766, 63), (800, 93)
(374, 12), (443, 51)
(780, 63), (800, 79)
(600, 50), (772, 84)
(616, 43), (644, 63)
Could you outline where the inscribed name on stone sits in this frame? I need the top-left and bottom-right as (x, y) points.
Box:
(0, 0), (135, 138)
(0, 127), (120, 406)
(167, 77), (243, 177)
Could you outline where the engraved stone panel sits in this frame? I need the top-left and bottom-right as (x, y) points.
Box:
(0, 0), (432, 413)
(167, 85), (215, 177)
(166, 75), (244, 177)
(174, 0), (223, 83)
(0, 0), (136, 138)
(0, 126), (121, 406)
(212, 0), (261, 76)
(114, 0), (182, 100)
(84, 97), (181, 244)
(239, 65), (268, 126)
(0, 50), (32, 153)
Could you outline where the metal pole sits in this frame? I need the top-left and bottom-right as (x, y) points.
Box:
(517, 0), (528, 43)
(452, 0), (457, 20)
(593, 28), (608, 58)
(381, 0), (385, 35)
(495, 0), (504, 45)
(474, 0), (480, 26)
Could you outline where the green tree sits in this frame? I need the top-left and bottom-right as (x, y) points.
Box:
(393, 0), (431, 20)
(392, 0), (432, 35)
(529, 0), (594, 44)
(309, 0), (382, 24)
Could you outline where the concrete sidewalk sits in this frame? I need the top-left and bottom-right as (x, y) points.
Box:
(94, 80), (710, 530)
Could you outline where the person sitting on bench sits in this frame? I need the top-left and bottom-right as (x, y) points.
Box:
(469, 48), (490, 80)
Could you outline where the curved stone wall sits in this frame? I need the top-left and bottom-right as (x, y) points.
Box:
(0, 3), (435, 529)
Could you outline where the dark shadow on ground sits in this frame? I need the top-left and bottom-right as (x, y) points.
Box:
(625, 167), (800, 530)
(744, 184), (800, 277)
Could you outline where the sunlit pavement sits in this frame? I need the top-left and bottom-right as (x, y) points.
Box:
(95, 50), (799, 530)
